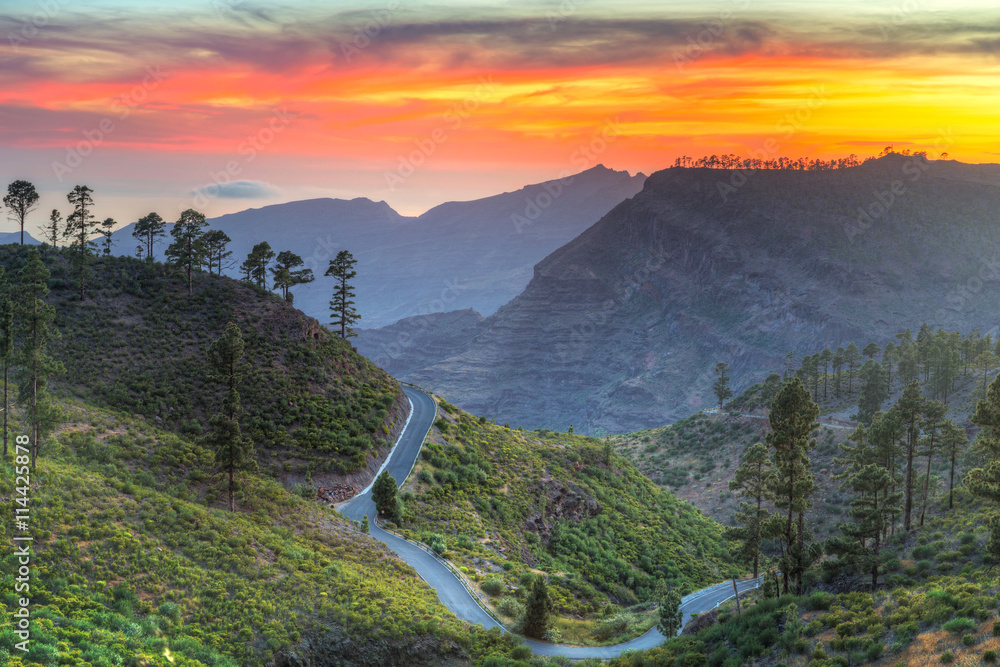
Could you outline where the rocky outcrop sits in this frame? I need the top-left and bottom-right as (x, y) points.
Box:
(524, 478), (601, 545)
(375, 156), (1000, 433)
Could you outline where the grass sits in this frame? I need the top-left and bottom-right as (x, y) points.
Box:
(397, 399), (735, 645)
(0, 245), (403, 477)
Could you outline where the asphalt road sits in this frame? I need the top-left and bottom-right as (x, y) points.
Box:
(339, 385), (760, 658)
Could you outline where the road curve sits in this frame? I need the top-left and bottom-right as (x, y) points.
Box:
(339, 385), (759, 658)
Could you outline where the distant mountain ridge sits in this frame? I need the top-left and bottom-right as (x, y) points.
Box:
(111, 165), (646, 329)
(364, 155), (1000, 433)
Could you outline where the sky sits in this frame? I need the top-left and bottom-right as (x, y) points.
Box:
(1, 0), (999, 230)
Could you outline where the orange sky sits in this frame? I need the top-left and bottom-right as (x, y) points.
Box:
(1, 1), (998, 224)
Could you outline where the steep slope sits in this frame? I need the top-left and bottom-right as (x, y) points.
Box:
(395, 156), (1000, 433)
(111, 165), (645, 328)
(0, 246), (405, 488)
(0, 403), (473, 666)
(396, 397), (734, 645)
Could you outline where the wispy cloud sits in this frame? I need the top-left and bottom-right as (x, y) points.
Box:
(192, 180), (279, 199)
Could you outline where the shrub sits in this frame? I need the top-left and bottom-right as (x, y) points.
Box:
(942, 617), (975, 634)
(940, 650), (954, 663)
(807, 591), (835, 611)
(962, 633), (975, 646)
(496, 597), (524, 619)
(836, 622), (856, 638)
(984, 649), (997, 663)
(481, 578), (505, 596)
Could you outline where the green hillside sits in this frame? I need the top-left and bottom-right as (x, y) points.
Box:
(606, 488), (1000, 667)
(0, 247), (557, 667)
(0, 401), (474, 666)
(397, 399), (735, 645)
(0, 245), (403, 478)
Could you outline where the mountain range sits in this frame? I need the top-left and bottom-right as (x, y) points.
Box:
(359, 155), (1000, 433)
(110, 165), (646, 329)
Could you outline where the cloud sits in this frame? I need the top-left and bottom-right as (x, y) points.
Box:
(3, 6), (1000, 88)
(192, 180), (278, 200)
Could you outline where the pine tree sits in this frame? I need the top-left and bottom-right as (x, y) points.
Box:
(657, 588), (683, 638)
(977, 349), (999, 401)
(942, 420), (967, 509)
(201, 230), (234, 276)
(855, 361), (888, 425)
(820, 348), (832, 399)
(132, 212), (166, 260)
(0, 272), (12, 459)
(833, 348), (845, 397)
(826, 464), (901, 588)
(714, 361), (733, 409)
(917, 322), (933, 381)
(727, 442), (772, 577)
(372, 469), (400, 524)
(844, 342), (862, 394)
(203, 322), (256, 512)
(241, 242), (274, 289)
(100, 218), (116, 256)
(64, 185), (98, 299)
(4, 180), (40, 245)
(918, 401), (947, 526)
(271, 250), (315, 303)
(326, 250), (360, 338)
(897, 346), (919, 386)
(862, 342), (880, 360)
(882, 342), (897, 391)
(15, 249), (64, 469)
(523, 576), (554, 639)
(895, 381), (925, 532)
(967, 375), (1000, 560)
(165, 209), (208, 296)
(40, 209), (61, 247)
(766, 378), (819, 595)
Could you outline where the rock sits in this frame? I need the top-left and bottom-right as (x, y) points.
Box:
(316, 485), (357, 504)
(524, 478), (601, 546)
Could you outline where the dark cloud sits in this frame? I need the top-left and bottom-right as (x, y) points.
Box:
(1, 7), (1000, 85)
(192, 180), (278, 199)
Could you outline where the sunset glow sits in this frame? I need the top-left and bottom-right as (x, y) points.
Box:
(1, 1), (998, 222)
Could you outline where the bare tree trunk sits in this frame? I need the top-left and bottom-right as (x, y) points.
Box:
(3, 360), (7, 457)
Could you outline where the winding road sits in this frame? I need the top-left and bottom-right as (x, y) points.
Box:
(339, 385), (760, 659)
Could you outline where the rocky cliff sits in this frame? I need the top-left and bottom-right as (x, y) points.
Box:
(378, 155), (1000, 433)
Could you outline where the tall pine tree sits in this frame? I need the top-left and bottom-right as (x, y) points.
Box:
(15, 249), (64, 469)
(727, 442), (772, 578)
(766, 378), (819, 595)
(64, 185), (98, 299)
(203, 322), (256, 512)
(165, 209), (208, 295)
(326, 250), (360, 338)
